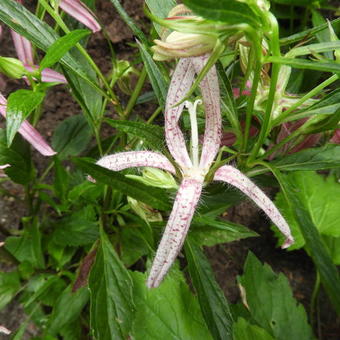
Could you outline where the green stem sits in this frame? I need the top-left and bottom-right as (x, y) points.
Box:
(273, 74), (338, 126)
(310, 270), (321, 328)
(124, 67), (147, 118)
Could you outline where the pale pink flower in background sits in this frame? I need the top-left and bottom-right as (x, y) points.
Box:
(0, 325), (11, 335)
(59, 0), (101, 33)
(93, 55), (294, 288)
(0, 92), (56, 156)
(330, 129), (340, 144)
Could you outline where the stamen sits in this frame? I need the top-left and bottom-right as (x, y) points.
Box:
(185, 99), (202, 168)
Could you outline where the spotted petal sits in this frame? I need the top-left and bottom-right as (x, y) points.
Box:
(214, 165), (294, 248)
(165, 58), (195, 169)
(191, 55), (221, 170)
(147, 178), (203, 288)
(96, 151), (176, 174)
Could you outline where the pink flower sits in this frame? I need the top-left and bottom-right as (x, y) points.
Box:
(330, 129), (340, 144)
(93, 55), (294, 288)
(59, 0), (101, 33)
(0, 92), (56, 156)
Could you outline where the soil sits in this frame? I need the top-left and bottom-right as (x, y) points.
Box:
(0, 0), (339, 339)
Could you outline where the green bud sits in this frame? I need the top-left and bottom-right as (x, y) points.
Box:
(0, 57), (26, 79)
(127, 197), (163, 223)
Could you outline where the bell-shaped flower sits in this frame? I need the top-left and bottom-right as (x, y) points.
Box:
(93, 55), (293, 288)
(0, 92), (56, 156)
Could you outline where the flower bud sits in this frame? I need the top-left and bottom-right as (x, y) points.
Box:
(0, 57), (26, 79)
(152, 31), (217, 61)
(127, 197), (163, 223)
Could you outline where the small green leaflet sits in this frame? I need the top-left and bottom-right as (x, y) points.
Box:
(40, 29), (90, 70)
(6, 90), (45, 146)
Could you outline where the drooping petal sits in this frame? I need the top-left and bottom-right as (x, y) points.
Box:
(0, 93), (56, 156)
(147, 178), (203, 288)
(165, 58), (195, 169)
(10, 30), (34, 65)
(96, 151), (176, 174)
(191, 55), (221, 170)
(0, 325), (11, 335)
(59, 0), (101, 33)
(24, 65), (67, 84)
(214, 165), (294, 248)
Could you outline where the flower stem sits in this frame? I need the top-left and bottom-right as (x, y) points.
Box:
(186, 100), (201, 168)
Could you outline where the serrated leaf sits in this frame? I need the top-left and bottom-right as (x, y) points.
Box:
(73, 157), (171, 211)
(40, 29), (90, 70)
(131, 270), (212, 340)
(89, 228), (135, 339)
(272, 144), (340, 171)
(183, 0), (261, 28)
(185, 239), (233, 340)
(275, 172), (340, 314)
(137, 41), (168, 107)
(6, 90), (45, 146)
(238, 252), (314, 340)
(52, 114), (92, 159)
(233, 317), (274, 340)
(190, 216), (258, 247)
(47, 285), (89, 335)
(105, 118), (164, 150)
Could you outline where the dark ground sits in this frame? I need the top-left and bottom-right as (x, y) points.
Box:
(0, 0), (339, 339)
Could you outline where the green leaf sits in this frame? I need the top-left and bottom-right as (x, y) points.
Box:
(131, 270), (212, 340)
(89, 228), (135, 339)
(185, 239), (233, 340)
(190, 216), (258, 247)
(73, 157), (171, 211)
(267, 56), (340, 73)
(6, 90), (45, 146)
(272, 144), (340, 171)
(273, 172), (340, 247)
(183, 0), (261, 28)
(0, 0), (101, 94)
(0, 271), (20, 310)
(137, 41), (168, 107)
(40, 29), (90, 70)
(105, 119), (164, 150)
(52, 115), (92, 159)
(287, 41), (340, 58)
(108, 0), (147, 45)
(47, 286), (89, 335)
(5, 218), (44, 269)
(238, 252), (314, 340)
(277, 173), (340, 314)
(233, 318), (274, 340)
(145, 0), (176, 35)
(52, 207), (99, 247)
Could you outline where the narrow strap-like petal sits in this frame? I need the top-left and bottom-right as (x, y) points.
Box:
(0, 93), (56, 156)
(147, 178), (203, 288)
(214, 165), (294, 248)
(165, 58), (195, 169)
(191, 55), (221, 170)
(24, 65), (67, 84)
(10, 30), (34, 65)
(59, 0), (101, 33)
(96, 151), (176, 174)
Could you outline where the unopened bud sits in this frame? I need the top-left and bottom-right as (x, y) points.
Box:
(128, 197), (163, 223)
(0, 57), (25, 79)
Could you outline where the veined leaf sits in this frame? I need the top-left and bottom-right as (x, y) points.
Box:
(183, 0), (261, 29)
(40, 29), (90, 70)
(238, 252), (314, 340)
(73, 157), (171, 211)
(233, 318), (274, 340)
(89, 228), (135, 339)
(137, 41), (168, 107)
(185, 239), (233, 340)
(287, 41), (340, 58)
(105, 118), (164, 150)
(6, 90), (45, 146)
(272, 144), (340, 171)
(131, 269), (212, 339)
(0, 271), (20, 310)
